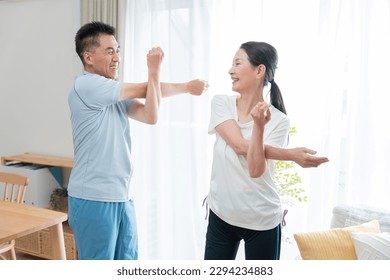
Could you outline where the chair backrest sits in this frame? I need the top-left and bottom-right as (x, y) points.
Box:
(0, 172), (29, 204)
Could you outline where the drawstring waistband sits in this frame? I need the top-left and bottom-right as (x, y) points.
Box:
(281, 209), (288, 227)
(202, 196), (209, 220)
(203, 197), (289, 227)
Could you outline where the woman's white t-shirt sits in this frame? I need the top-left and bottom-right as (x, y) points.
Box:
(207, 94), (290, 231)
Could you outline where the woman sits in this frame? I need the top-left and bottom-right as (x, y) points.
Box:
(204, 41), (328, 260)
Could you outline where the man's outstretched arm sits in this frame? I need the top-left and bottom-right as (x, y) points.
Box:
(120, 79), (208, 100)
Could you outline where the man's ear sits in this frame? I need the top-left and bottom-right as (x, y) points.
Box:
(83, 51), (93, 66)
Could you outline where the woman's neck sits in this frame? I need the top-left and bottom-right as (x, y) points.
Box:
(236, 91), (264, 123)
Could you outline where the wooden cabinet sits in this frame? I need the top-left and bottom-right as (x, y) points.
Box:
(14, 221), (77, 260)
(1, 153), (77, 260)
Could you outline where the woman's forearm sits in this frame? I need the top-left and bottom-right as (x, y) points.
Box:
(264, 145), (293, 161)
(248, 126), (267, 177)
(214, 119), (329, 168)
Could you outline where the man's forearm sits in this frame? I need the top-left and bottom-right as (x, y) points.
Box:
(121, 79), (205, 100)
(161, 82), (188, 97)
(120, 82), (186, 100)
(142, 74), (161, 124)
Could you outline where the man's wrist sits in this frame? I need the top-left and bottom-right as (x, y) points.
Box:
(184, 82), (190, 93)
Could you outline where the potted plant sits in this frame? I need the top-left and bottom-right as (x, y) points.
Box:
(49, 187), (68, 212)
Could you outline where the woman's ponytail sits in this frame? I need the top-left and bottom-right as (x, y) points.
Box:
(270, 80), (287, 115)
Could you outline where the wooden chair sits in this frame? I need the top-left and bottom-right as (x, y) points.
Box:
(0, 172), (29, 260)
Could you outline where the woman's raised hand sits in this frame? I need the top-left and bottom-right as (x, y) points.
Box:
(250, 102), (271, 127)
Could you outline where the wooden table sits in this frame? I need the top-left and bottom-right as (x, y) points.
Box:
(0, 201), (68, 260)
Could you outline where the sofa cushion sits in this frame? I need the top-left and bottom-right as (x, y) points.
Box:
(351, 232), (390, 260)
(293, 220), (381, 260)
(331, 204), (390, 232)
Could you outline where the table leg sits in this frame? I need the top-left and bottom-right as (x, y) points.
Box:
(50, 223), (67, 260)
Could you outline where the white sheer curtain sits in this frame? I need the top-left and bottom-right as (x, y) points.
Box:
(122, 0), (390, 259)
(123, 0), (212, 260)
(307, 0), (390, 218)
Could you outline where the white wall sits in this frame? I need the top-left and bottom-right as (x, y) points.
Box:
(0, 0), (81, 158)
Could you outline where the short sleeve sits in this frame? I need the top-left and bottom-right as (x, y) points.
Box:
(75, 72), (122, 109)
(208, 95), (236, 135)
(264, 113), (290, 148)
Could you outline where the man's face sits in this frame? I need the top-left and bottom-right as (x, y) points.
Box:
(84, 34), (120, 80)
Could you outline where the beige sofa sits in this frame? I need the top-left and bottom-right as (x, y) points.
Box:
(293, 204), (390, 260)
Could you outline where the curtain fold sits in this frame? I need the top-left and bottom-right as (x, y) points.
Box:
(123, 0), (212, 260)
(81, 0), (118, 27)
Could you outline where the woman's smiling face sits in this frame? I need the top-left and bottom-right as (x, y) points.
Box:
(228, 48), (258, 93)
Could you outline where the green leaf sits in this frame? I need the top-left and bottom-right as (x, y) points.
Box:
(274, 126), (308, 206)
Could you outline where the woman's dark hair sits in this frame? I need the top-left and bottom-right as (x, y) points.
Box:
(240, 41), (287, 115)
(75, 21), (116, 65)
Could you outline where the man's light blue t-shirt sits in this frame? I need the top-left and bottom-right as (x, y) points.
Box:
(68, 71), (133, 202)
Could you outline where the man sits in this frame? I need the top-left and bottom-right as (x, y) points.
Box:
(67, 21), (206, 260)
